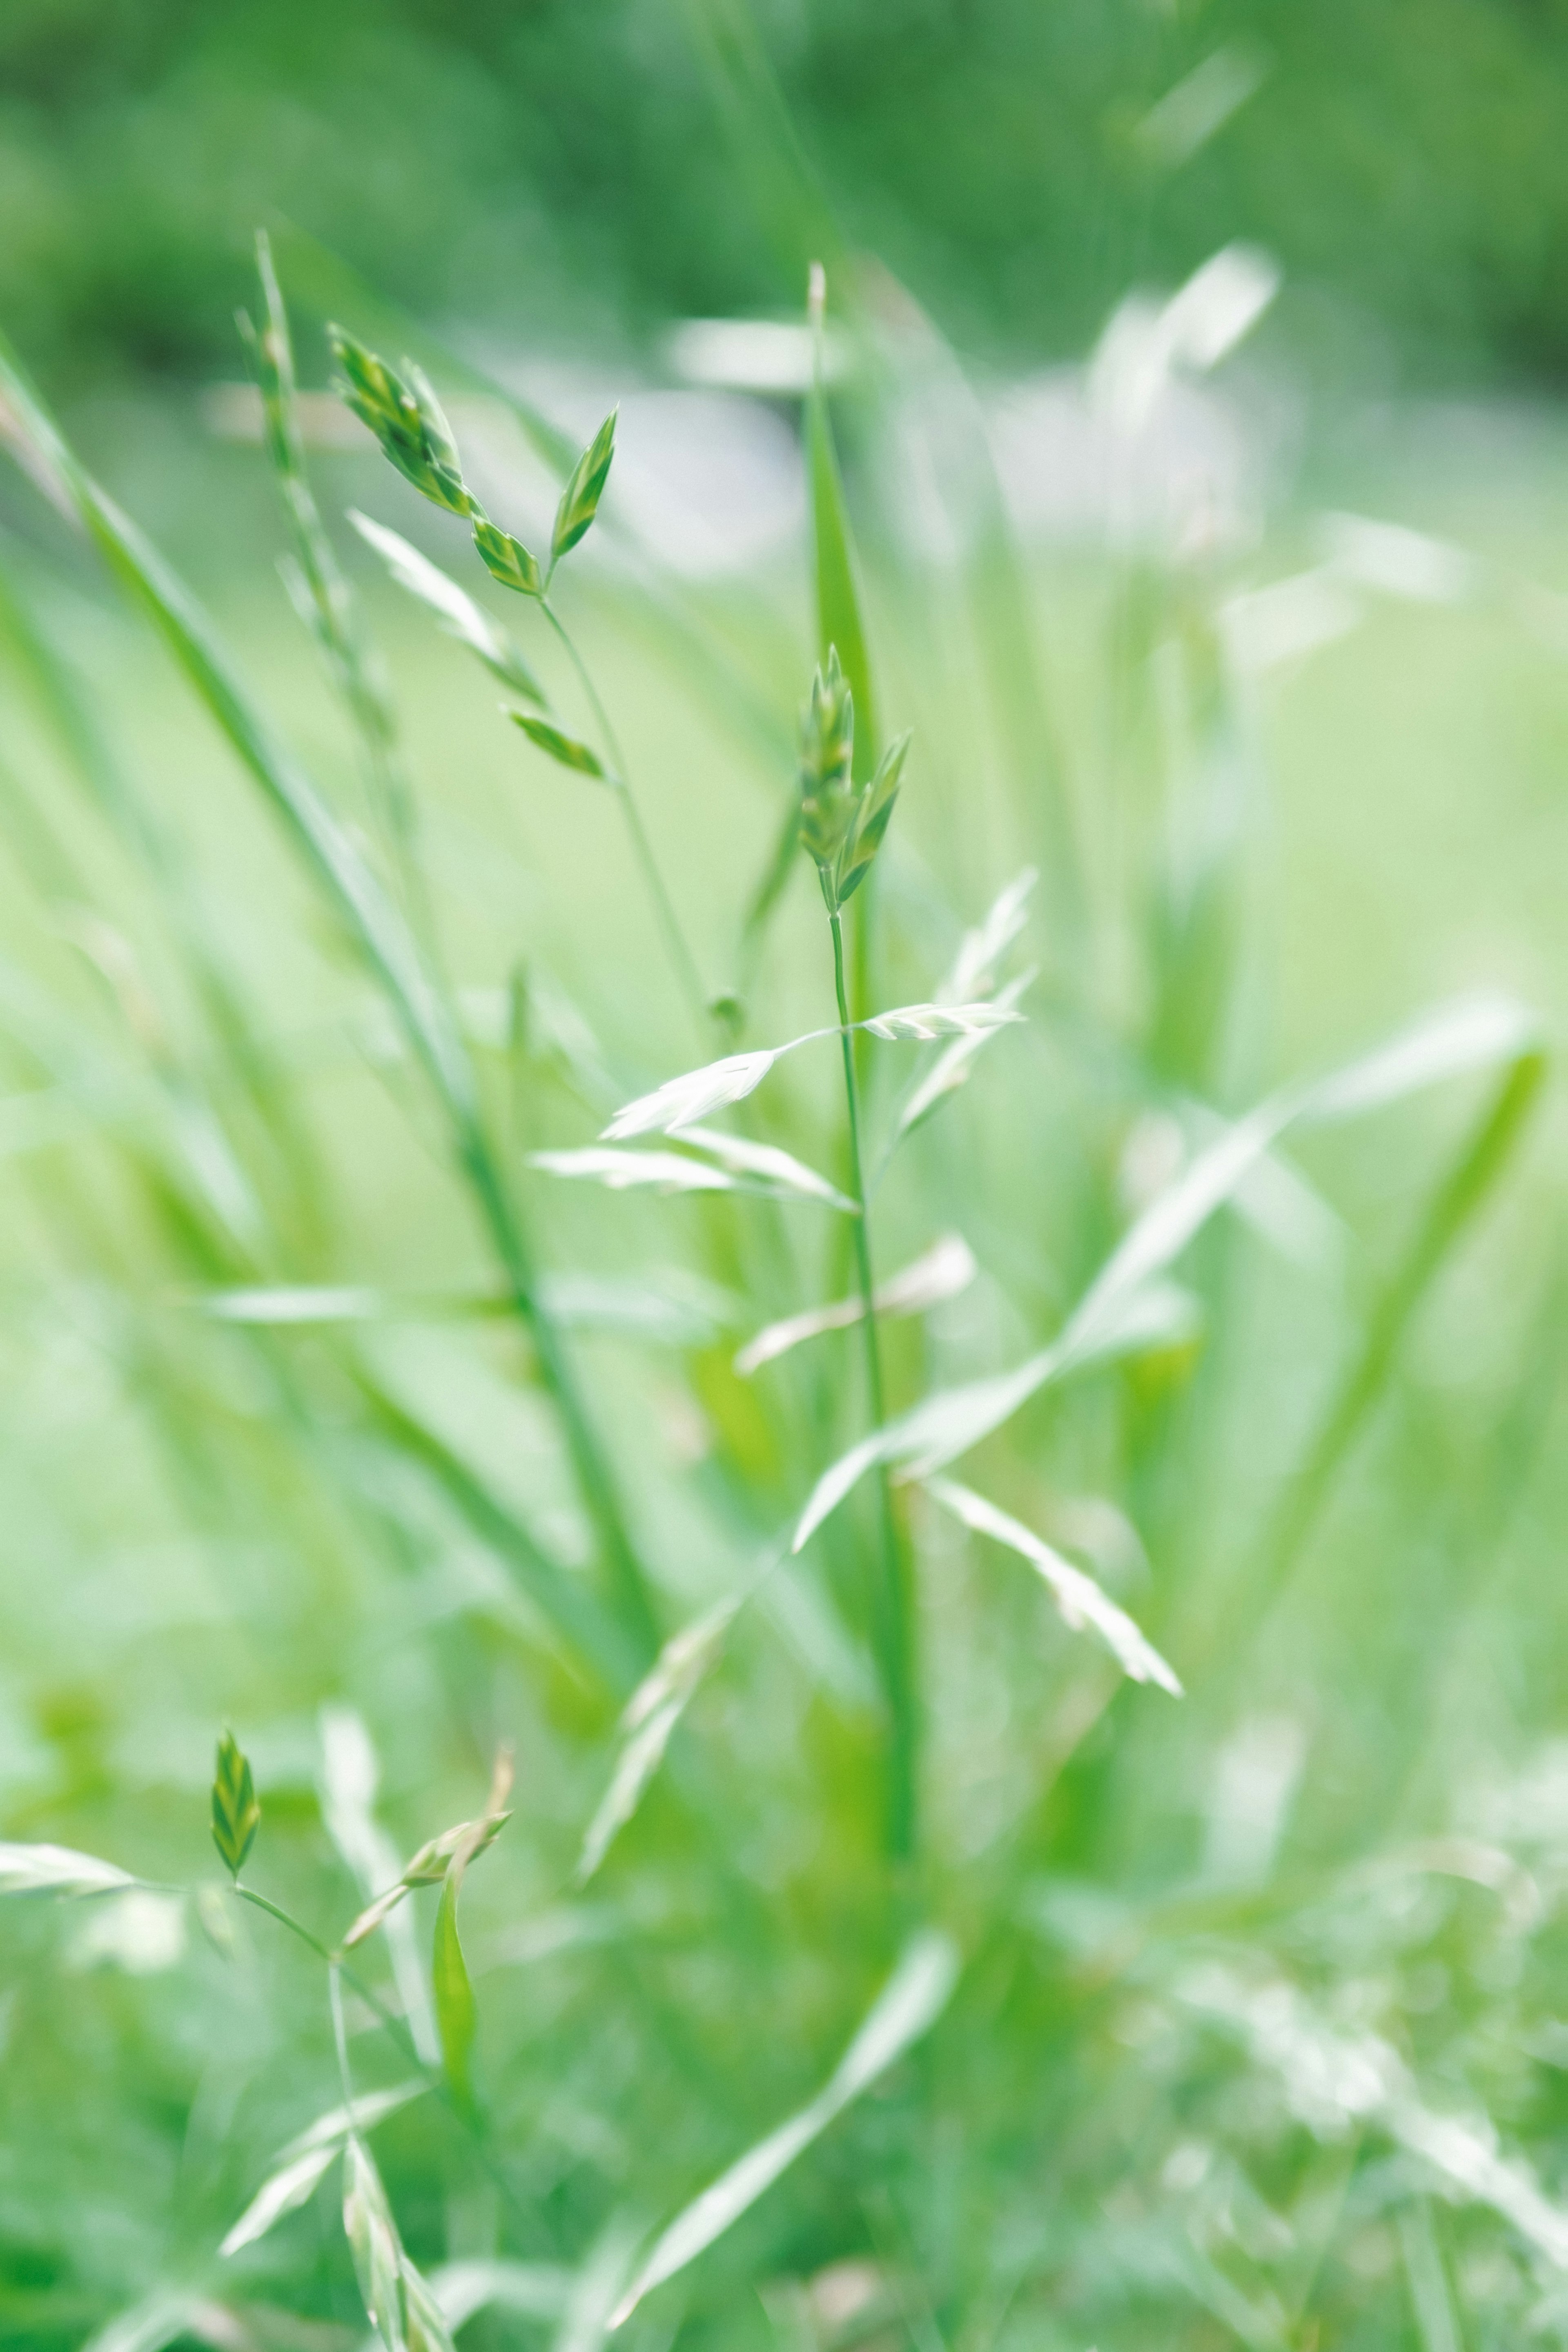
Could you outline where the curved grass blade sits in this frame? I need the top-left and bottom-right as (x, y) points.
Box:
(432, 1750), (513, 2109)
(0, 1842), (136, 1897)
(736, 1232), (976, 1376)
(792, 994), (1542, 1548)
(923, 1477), (1181, 1694)
(350, 511), (544, 702)
(219, 2144), (338, 2258)
(612, 1930), (959, 2325)
(576, 1597), (739, 1886)
(673, 1125), (858, 1212)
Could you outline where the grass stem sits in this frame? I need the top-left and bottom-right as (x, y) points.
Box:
(829, 908), (917, 1865)
(541, 595), (710, 1033)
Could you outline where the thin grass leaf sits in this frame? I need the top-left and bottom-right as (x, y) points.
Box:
(320, 1711), (440, 2065)
(793, 994), (1541, 1548)
(805, 267), (874, 773)
(0, 1842), (136, 1897)
(736, 1233), (976, 1375)
(894, 969), (1034, 1142)
(791, 1281), (1200, 1553)
(944, 868), (1038, 1001)
(472, 517), (543, 598)
(552, 409), (618, 565)
(576, 1598), (739, 1886)
(612, 1930), (958, 2324)
(284, 2081), (431, 2156)
(350, 511), (544, 702)
(674, 1125), (858, 1212)
(401, 2254), (460, 2352)
(603, 1052), (780, 1139)
(531, 1147), (740, 1197)
(219, 2144), (339, 2259)
(512, 713), (613, 782)
(0, 332), (474, 1122)
(343, 2136), (405, 2352)
(211, 1730), (261, 1879)
(427, 2263), (574, 2330)
(923, 1477), (1181, 1694)
(863, 1002), (1022, 1044)
(431, 1748), (513, 2108)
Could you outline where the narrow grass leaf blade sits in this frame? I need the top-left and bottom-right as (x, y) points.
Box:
(433, 1869), (478, 2107)
(0, 1842), (135, 1896)
(402, 2253), (460, 2352)
(945, 868), (1037, 1000)
(675, 1124), (858, 1212)
(923, 1477), (1182, 1694)
(1301, 991), (1539, 1126)
(532, 1147), (739, 1196)
(285, 2080), (430, 2156)
(864, 1001), (1022, 1043)
(343, 2137), (405, 2352)
(805, 271), (874, 773)
(737, 1234), (975, 1375)
(427, 2263), (574, 2330)
(349, 511), (544, 702)
(603, 1051), (780, 1139)
(577, 1597), (739, 1884)
(220, 2143), (339, 2258)
(896, 971), (1034, 1140)
(0, 334), (474, 1124)
(612, 1931), (957, 2323)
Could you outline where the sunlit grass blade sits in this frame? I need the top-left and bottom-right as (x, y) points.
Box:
(612, 1930), (959, 2325)
(0, 1842), (136, 1897)
(736, 1233), (976, 1375)
(532, 1147), (748, 1198)
(795, 994), (1543, 1547)
(604, 1007), (1019, 1139)
(923, 1477), (1181, 1693)
(350, 510), (545, 702)
(804, 269), (874, 772)
(668, 1125), (858, 1212)
(891, 970), (1034, 1144)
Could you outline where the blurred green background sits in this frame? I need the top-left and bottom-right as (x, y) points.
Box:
(6, 0), (1568, 388)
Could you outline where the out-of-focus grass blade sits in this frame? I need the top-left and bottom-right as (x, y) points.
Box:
(0, 1842), (136, 1896)
(670, 1126), (858, 1212)
(923, 1477), (1181, 1694)
(612, 1930), (959, 2324)
(736, 1233), (976, 1376)
(676, 0), (843, 298)
(575, 1597), (739, 1886)
(793, 994), (1543, 1546)
(349, 510), (545, 704)
(219, 2145), (338, 2259)
(805, 272), (874, 778)
(1244, 1046), (1546, 1635)
(427, 2261), (574, 2330)
(353, 1376), (638, 1694)
(433, 1868), (479, 2111)
(0, 332), (472, 1124)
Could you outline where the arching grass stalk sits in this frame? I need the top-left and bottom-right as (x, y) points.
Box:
(538, 593), (711, 1036)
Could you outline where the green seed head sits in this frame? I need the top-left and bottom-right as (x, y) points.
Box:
(329, 327), (481, 520)
(210, 1728), (261, 1879)
(551, 408), (618, 565)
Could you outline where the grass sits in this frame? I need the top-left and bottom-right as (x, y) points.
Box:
(1, 236), (1568, 2352)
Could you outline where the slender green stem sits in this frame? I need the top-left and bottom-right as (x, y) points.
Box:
(458, 1124), (659, 1668)
(829, 909), (916, 1864)
(540, 596), (710, 1033)
(328, 1962), (358, 2123)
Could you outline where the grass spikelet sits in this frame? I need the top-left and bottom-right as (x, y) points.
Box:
(210, 1731), (261, 1880)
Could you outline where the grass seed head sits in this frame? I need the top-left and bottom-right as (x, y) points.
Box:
(211, 1729), (261, 1880)
(329, 327), (481, 519)
(551, 407), (618, 565)
(472, 518), (543, 597)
